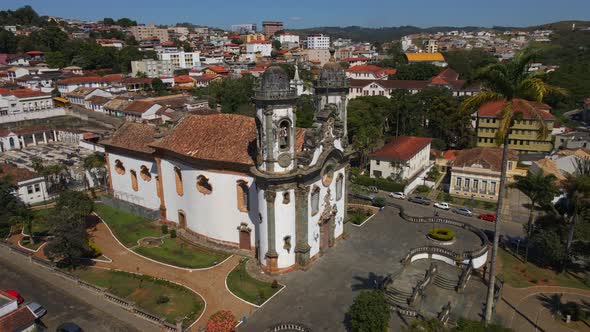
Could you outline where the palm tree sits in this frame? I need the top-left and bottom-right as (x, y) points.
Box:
(459, 50), (567, 324)
(561, 158), (590, 270)
(510, 170), (558, 262)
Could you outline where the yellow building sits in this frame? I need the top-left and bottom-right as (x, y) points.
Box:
(476, 99), (555, 154)
(405, 52), (447, 67)
(240, 33), (266, 44)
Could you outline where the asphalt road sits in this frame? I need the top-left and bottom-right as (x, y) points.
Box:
(0, 247), (157, 332)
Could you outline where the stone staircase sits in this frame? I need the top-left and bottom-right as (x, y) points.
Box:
(385, 286), (412, 307)
(434, 272), (460, 290)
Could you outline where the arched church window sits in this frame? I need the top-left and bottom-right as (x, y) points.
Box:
(236, 180), (249, 212)
(130, 170), (138, 192)
(311, 186), (320, 216)
(174, 166), (183, 196)
(114, 159), (125, 175)
(197, 175), (212, 195)
(336, 173), (344, 201)
(140, 165), (151, 182)
(278, 119), (290, 150)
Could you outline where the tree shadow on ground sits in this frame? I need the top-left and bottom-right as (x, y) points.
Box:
(351, 272), (392, 291)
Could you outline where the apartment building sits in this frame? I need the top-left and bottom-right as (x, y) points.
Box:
(262, 21), (283, 37)
(131, 59), (174, 78)
(245, 41), (272, 57)
(476, 99), (555, 154)
(231, 23), (256, 34)
(128, 24), (169, 42)
(157, 50), (201, 69)
(306, 34), (330, 49)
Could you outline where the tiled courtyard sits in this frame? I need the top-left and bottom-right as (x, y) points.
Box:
(0, 142), (94, 172)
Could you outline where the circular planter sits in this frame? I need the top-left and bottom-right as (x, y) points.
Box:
(427, 228), (456, 245)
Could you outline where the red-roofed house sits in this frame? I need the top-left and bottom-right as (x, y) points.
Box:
(476, 99), (555, 153)
(203, 66), (230, 77)
(97, 38), (125, 49)
(342, 57), (369, 67)
(0, 163), (48, 204)
(0, 88), (58, 123)
(369, 136), (432, 181)
(173, 75), (195, 88)
(345, 65), (393, 80)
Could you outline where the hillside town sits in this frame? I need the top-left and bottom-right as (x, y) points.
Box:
(1, 4), (590, 332)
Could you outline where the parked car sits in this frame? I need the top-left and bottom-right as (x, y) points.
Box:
(452, 207), (473, 217)
(367, 186), (379, 193)
(408, 196), (432, 205)
(389, 192), (406, 199)
(56, 322), (83, 332)
(478, 213), (497, 222)
(5, 290), (24, 304)
(434, 202), (450, 210)
(26, 302), (47, 318)
(351, 192), (376, 202)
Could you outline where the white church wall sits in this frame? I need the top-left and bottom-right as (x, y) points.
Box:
(258, 189), (269, 267)
(274, 188), (296, 268)
(108, 152), (160, 210)
(160, 158), (257, 246)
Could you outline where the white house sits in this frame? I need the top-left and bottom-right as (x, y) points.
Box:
(56, 76), (109, 94)
(245, 41), (272, 57)
(65, 87), (112, 107)
(0, 163), (49, 204)
(369, 136), (432, 181)
(102, 63), (350, 274)
(0, 88), (55, 116)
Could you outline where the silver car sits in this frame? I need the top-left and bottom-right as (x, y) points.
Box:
(452, 207), (473, 217)
(26, 302), (46, 318)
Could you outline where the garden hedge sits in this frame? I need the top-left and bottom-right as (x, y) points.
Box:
(353, 174), (405, 192)
(428, 228), (456, 242)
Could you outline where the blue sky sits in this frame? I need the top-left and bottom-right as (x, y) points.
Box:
(3, 0), (590, 29)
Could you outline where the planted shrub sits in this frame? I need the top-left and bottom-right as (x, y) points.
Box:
(87, 240), (102, 257)
(156, 295), (170, 304)
(416, 185), (430, 193)
(372, 197), (386, 208)
(353, 174), (405, 193)
(170, 229), (177, 238)
(428, 228), (455, 242)
(161, 224), (168, 234)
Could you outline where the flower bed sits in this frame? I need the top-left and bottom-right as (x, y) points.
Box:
(428, 228), (456, 242)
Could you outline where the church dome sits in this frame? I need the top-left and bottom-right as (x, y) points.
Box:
(254, 65), (296, 102)
(316, 49), (348, 89)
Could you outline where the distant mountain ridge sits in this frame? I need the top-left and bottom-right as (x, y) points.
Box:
(289, 21), (590, 43)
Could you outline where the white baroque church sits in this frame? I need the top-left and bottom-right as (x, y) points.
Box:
(102, 55), (351, 273)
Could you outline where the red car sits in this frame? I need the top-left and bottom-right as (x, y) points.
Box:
(478, 213), (497, 222)
(5, 289), (24, 304)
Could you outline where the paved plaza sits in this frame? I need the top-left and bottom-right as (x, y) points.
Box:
(0, 142), (93, 172)
(239, 205), (487, 331)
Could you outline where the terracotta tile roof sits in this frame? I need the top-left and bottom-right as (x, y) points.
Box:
(104, 97), (132, 111)
(174, 75), (194, 84)
(206, 66), (230, 74)
(102, 73), (124, 82)
(343, 57), (369, 62)
(453, 147), (518, 172)
(0, 305), (36, 331)
(101, 122), (158, 154)
(533, 158), (566, 181)
(370, 136), (432, 161)
(442, 149), (461, 161)
(123, 100), (156, 114)
(405, 52), (446, 62)
(87, 95), (110, 105)
(478, 99), (554, 120)
(26, 50), (44, 55)
(0, 88), (49, 98)
(65, 87), (97, 97)
(123, 77), (153, 84)
(151, 114), (257, 166)
(0, 163), (40, 185)
(57, 76), (104, 85)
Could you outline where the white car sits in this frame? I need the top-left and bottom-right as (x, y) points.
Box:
(26, 302), (46, 319)
(434, 202), (450, 210)
(389, 192), (406, 199)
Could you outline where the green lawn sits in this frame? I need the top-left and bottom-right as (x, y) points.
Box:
(71, 268), (204, 326)
(134, 237), (229, 269)
(20, 237), (44, 251)
(226, 259), (282, 305)
(498, 248), (590, 290)
(94, 204), (160, 247)
(436, 192), (497, 211)
(31, 208), (54, 236)
(347, 210), (371, 225)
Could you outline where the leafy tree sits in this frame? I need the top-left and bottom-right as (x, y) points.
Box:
(530, 230), (567, 268)
(208, 76), (255, 114)
(115, 18), (137, 27)
(347, 290), (390, 332)
(45, 51), (68, 68)
(443, 49), (498, 80)
(353, 125), (381, 171)
(510, 170), (558, 262)
(230, 38), (243, 45)
(44, 209), (89, 266)
(0, 177), (28, 237)
(0, 30), (18, 53)
(29, 26), (69, 52)
(55, 190), (94, 221)
(151, 78), (167, 96)
(272, 39), (281, 50)
(102, 17), (115, 26)
(391, 63), (440, 80)
(0, 5), (42, 26)
(459, 49), (567, 324)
